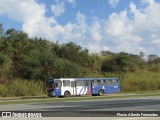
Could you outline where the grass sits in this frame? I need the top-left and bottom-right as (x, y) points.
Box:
(0, 70), (160, 99)
(0, 92), (160, 105)
(0, 79), (45, 97)
(120, 70), (160, 92)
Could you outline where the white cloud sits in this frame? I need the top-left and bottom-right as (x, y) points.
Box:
(152, 39), (160, 44)
(0, 0), (57, 40)
(0, 0), (46, 23)
(106, 11), (130, 37)
(105, 9), (142, 53)
(51, 2), (65, 17)
(23, 17), (57, 40)
(108, 0), (119, 8)
(67, 0), (76, 6)
(86, 44), (109, 53)
(141, 0), (155, 4)
(104, 0), (160, 55)
(76, 12), (87, 33)
(90, 21), (103, 41)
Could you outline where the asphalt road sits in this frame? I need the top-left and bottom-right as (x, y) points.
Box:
(0, 96), (160, 117)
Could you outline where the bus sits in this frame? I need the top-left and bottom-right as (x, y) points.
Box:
(47, 78), (120, 97)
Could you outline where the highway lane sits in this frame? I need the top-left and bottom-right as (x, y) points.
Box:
(0, 96), (160, 117)
(0, 96), (160, 111)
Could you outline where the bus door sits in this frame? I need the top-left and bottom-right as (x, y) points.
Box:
(85, 80), (92, 95)
(70, 81), (76, 95)
(75, 80), (85, 95)
(53, 80), (62, 96)
(105, 79), (113, 93)
(111, 79), (120, 92)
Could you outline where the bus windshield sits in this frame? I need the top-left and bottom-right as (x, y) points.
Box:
(48, 81), (55, 90)
(48, 80), (62, 90)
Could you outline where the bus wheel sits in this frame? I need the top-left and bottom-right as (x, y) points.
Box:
(92, 94), (98, 96)
(98, 90), (104, 96)
(64, 91), (70, 97)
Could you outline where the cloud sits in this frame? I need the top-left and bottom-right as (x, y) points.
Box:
(108, 0), (120, 8)
(104, 0), (160, 55)
(53, 11), (88, 43)
(86, 44), (109, 53)
(90, 21), (103, 41)
(0, 0), (46, 22)
(23, 17), (57, 40)
(51, 2), (65, 17)
(152, 39), (160, 44)
(0, 0), (58, 40)
(67, 0), (76, 6)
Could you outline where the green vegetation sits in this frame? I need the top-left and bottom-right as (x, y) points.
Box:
(0, 79), (45, 97)
(121, 71), (160, 92)
(0, 23), (160, 97)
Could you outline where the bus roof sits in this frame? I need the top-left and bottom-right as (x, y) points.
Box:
(52, 78), (120, 81)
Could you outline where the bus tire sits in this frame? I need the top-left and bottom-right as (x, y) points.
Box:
(98, 90), (104, 96)
(64, 91), (71, 97)
(58, 96), (64, 98)
(92, 94), (98, 96)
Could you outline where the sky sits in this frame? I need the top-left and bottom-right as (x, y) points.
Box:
(0, 0), (160, 56)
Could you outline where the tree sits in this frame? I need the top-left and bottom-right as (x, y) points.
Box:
(0, 54), (12, 83)
(100, 51), (115, 56)
(0, 23), (4, 38)
(101, 52), (134, 73)
(58, 42), (90, 66)
(20, 49), (41, 80)
(147, 55), (160, 72)
(139, 51), (145, 60)
(148, 54), (158, 62)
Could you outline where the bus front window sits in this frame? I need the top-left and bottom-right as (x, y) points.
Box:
(48, 82), (55, 90)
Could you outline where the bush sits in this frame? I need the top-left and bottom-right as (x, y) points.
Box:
(0, 84), (8, 97)
(0, 79), (45, 97)
(120, 71), (160, 92)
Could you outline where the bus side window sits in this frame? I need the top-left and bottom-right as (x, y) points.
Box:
(86, 81), (88, 86)
(92, 80), (99, 86)
(112, 79), (118, 85)
(71, 81), (75, 87)
(99, 80), (105, 86)
(63, 80), (70, 87)
(106, 80), (112, 85)
(86, 81), (91, 86)
(76, 80), (84, 86)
